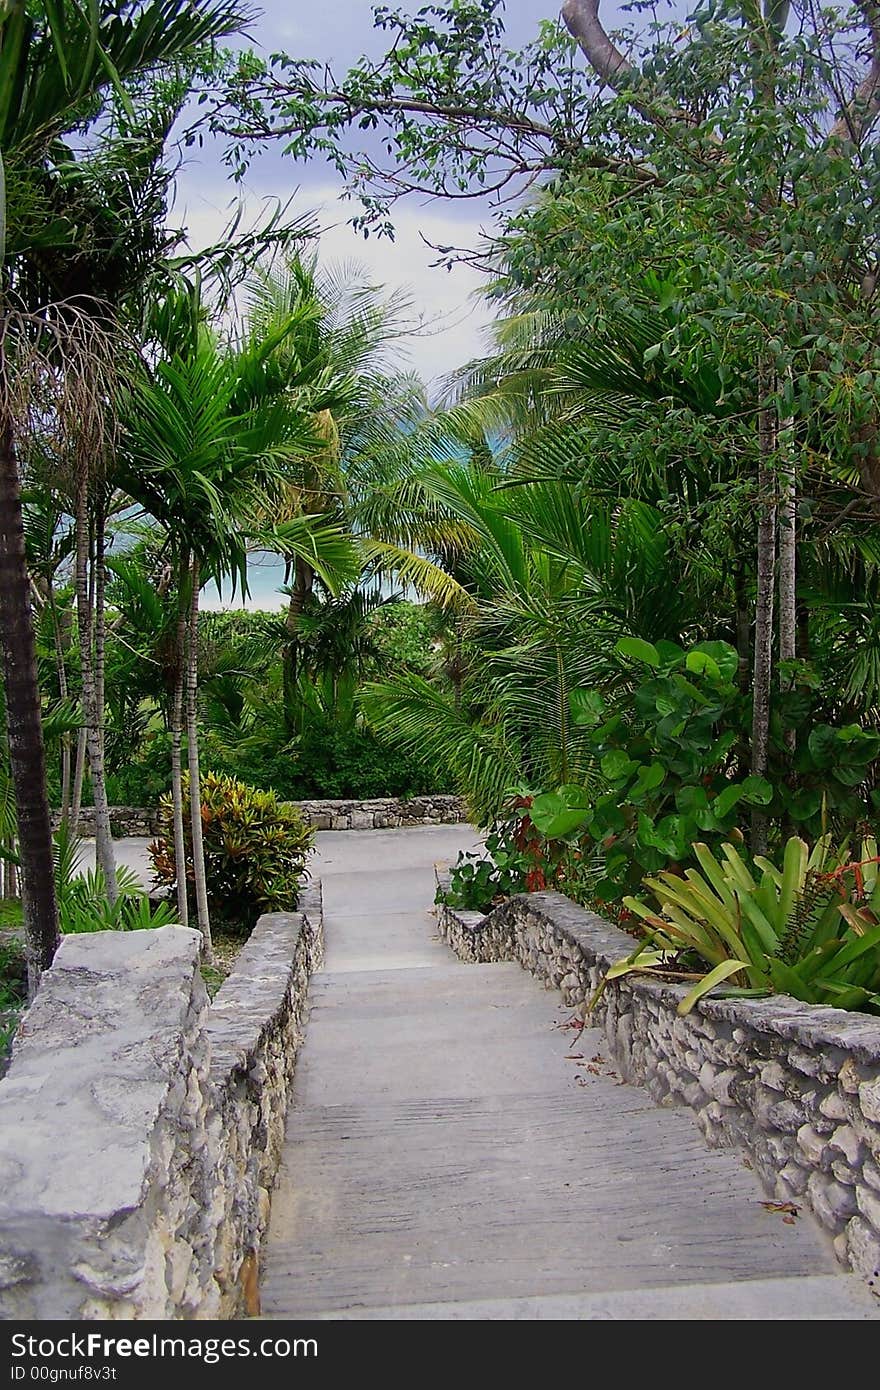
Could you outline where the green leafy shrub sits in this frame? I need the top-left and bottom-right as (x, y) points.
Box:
(438, 802), (570, 912)
(611, 834), (880, 1015)
(529, 637), (768, 902)
(150, 772), (314, 931)
(777, 706), (880, 835)
(201, 726), (445, 802)
(440, 852), (507, 911)
(0, 824), (177, 936)
(105, 730), (174, 806)
(525, 637), (880, 907)
(282, 728), (443, 799)
(0, 936), (26, 1067)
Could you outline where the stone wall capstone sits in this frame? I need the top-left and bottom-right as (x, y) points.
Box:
(436, 885), (880, 1288)
(0, 886), (323, 1320)
(58, 795), (468, 839)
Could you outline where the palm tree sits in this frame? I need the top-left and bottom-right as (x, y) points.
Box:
(121, 279), (358, 954)
(0, 0), (250, 987)
(362, 460), (696, 822)
(239, 253), (421, 725)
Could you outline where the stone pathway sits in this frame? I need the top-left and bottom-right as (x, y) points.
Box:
(100, 827), (879, 1318)
(259, 826), (878, 1320)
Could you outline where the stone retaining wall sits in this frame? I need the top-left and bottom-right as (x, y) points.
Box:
(0, 885), (323, 1320)
(437, 886), (880, 1286)
(292, 794), (466, 830)
(52, 805), (159, 838)
(60, 795), (467, 839)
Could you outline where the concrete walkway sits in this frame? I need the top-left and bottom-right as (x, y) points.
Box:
(261, 826), (878, 1320)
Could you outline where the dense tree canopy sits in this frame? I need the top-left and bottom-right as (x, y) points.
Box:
(2, 1), (880, 1019)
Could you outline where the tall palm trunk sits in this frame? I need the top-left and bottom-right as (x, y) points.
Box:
(750, 394), (778, 855)
(71, 539), (96, 833)
(47, 577), (72, 822)
(0, 397), (60, 994)
(170, 552), (189, 929)
(94, 488), (110, 789)
(185, 555), (211, 960)
(734, 560), (752, 777)
(3, 855), (17, 902)
(282, 555), (313, 731)
(778, 441), (797, 756)
(69, 725), (87, 830)
(74, 477), (116, 901)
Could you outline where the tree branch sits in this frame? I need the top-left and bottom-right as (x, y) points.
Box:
(829, 0), (880, 143)
(561, 0), (633, 88)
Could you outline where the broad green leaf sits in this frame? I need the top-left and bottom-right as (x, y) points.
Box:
(654, 639), (686, 666)
(615, 636), (660, 668)
(689, 640), (739, 682)
(677, 959), (751, 1015)
(529, 791), (590, 839)
(601, 750), (637, 782)
(686, 649), (721, 680)
(712, 783), (744, 818)
(634, 761), (665, 791)
(740, 775), (773, 806)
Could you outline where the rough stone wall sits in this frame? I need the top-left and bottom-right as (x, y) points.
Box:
(0, 888), (323, 1320)
(51, 806), (160, 838)
(203, 884), (323, 1316)
(437, 887), (880, 1286)
(284, 795), (467, 830)
(60, 795), (467, 839)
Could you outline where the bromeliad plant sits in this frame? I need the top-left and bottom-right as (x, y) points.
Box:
(611, 835), (880, 1016)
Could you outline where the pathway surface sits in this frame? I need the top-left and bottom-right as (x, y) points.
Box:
(261, 826), (878, 1320)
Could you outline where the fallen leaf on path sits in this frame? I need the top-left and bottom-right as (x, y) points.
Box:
(760, 1200), (799, 1220)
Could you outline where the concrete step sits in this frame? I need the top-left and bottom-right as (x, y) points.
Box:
(304, 1274), (880, 1321)
(262, 1090), (842, 1317)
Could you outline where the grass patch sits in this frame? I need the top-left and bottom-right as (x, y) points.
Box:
(200, 927), (247, 998)
(0, 931), (27, 1076)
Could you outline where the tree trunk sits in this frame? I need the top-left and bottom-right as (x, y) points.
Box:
(750, 398), (778, 855)
(797, 602), (810, 662)
(47, 578), (72, 823)
(185, 556), (212, 960)
(3, 854), (17, 901)
(0, 404), (60, 993)
(778, 441), (797, 756)
(74, 478), (117, 901)
(69, 724), (86, 831)
(94, 489), (108, 777)
(69, 547), (93, 834)
(170, 553), (189, 928)
(282, 555), (313, 732)
(734, 560), (752, 777)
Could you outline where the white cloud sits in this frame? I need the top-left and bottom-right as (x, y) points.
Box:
(176, 176), (498, 399)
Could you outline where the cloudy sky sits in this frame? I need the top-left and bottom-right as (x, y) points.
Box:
(175, 0), (564, 392)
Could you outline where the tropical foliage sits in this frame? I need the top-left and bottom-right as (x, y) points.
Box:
(3, 0), (880, 1027)
(150, 772), (314, 929)
(615, 835), (880, 1017)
